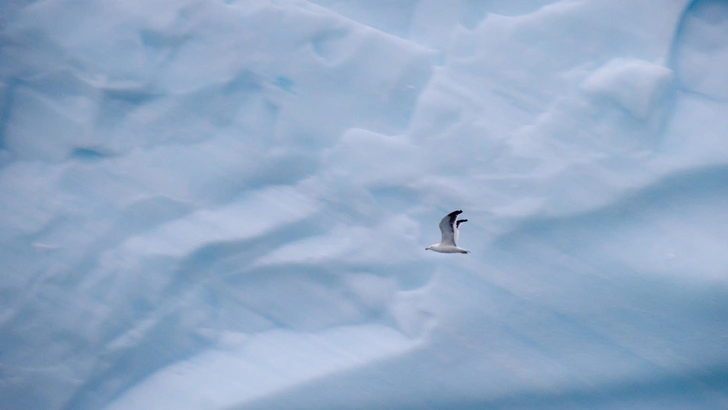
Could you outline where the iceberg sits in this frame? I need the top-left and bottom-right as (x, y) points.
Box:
(0, 0), (726, 409)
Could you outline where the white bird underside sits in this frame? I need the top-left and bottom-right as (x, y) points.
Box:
(426, 210), (469, 254)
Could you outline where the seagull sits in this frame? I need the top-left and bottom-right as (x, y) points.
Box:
(425, 210), (469, 254)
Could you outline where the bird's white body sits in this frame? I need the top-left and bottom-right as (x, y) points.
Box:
(426, 210), (469, 254)
(426, 243), (469, 254)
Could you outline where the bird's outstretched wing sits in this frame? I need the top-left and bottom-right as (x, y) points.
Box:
(454, 219), (467, 245)
(438, 210), (462, 246)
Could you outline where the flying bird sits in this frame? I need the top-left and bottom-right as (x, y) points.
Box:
(425, 210), (469, 254)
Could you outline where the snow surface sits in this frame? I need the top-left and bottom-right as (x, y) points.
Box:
(1, 0), (727, 409)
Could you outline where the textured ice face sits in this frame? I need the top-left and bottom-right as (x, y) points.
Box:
(1, 0), (727, 409)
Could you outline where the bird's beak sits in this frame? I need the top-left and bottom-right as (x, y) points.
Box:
(425, 247), (429, 250)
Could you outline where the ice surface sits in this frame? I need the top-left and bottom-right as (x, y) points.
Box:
(1, 0), (727, 409)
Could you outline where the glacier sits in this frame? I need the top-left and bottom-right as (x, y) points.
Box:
(1, 0), (727, 409)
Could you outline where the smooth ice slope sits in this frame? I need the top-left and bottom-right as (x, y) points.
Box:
(0, 0), (727, 409)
